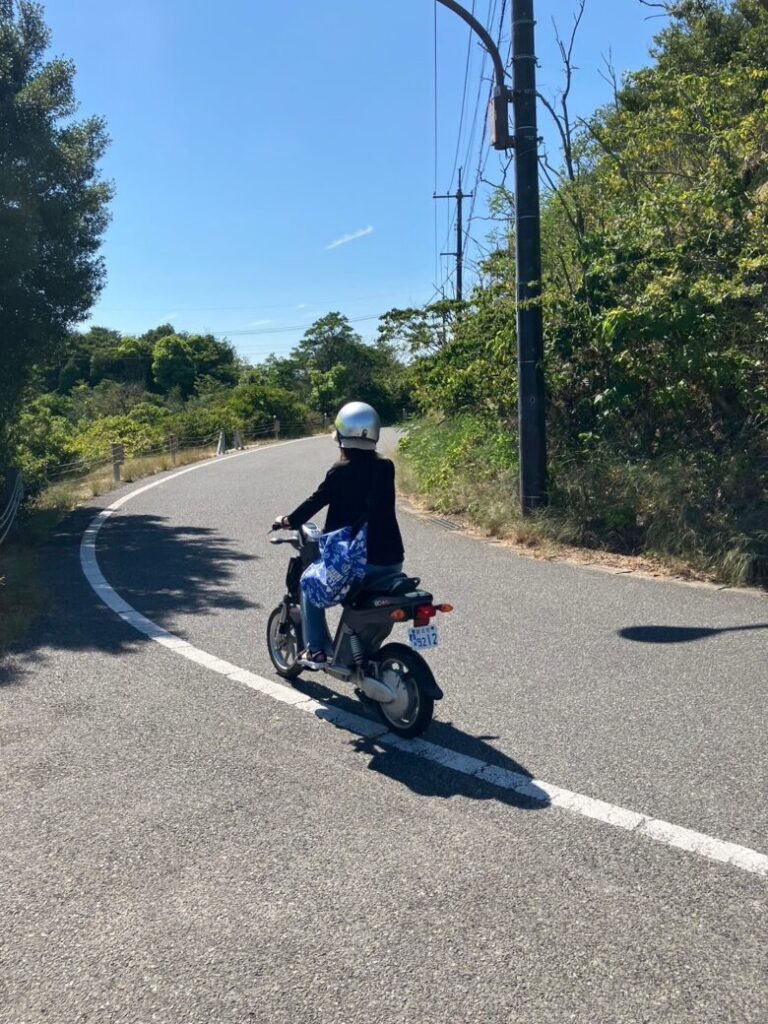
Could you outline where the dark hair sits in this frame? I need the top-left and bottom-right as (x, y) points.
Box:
(340, 447), (377, 463)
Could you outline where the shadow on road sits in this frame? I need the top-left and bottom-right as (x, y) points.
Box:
(292, 674), (549, 810)
(2, 505), (258, 684)
(97, 511), (259, 623)
(619, 623), (768, 644)
(0, 660), (20, 689)
(351, 730), (550, 810)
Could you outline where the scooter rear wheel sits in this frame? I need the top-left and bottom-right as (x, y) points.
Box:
(267, 604), (303, 679)
(372, 643), (435, 738)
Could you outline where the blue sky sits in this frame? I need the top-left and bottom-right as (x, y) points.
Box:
(45, 1), (668, 361)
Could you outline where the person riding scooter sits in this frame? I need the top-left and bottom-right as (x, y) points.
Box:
(272, 401), (405, 668)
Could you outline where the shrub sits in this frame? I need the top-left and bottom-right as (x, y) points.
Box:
(399, 417), (768, 586)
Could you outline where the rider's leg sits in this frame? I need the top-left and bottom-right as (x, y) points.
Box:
(300, 587), (330, 655)
(299, 565), (403, 660)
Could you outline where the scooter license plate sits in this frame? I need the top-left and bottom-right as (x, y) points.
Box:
(408, 625), (439, 650)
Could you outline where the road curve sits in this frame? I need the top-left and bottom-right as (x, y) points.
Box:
(1, 431), (766, 1023)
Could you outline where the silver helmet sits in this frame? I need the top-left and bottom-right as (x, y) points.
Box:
(334, 401), (380, 450)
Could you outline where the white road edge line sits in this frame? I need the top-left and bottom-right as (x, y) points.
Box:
(79, 439), (768, 879)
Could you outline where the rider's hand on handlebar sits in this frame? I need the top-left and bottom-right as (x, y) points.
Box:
(272, 516), (289, 531)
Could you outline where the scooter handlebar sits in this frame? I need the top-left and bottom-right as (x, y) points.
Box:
(269, 531), (300, 546)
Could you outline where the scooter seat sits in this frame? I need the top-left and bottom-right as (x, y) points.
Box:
(356, 572), (420, 596)
(344, 574), (432, 609)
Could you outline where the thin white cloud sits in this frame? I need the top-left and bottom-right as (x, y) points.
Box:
(296, 302), (309, 309)
(325, 225), (374, 250)
(163, 312), (180, 321)
(247, 319), (272, 327)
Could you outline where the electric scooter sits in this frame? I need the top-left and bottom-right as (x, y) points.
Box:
(266, 523), (452, 737)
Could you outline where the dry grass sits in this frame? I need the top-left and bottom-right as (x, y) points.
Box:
(395, 445), (739, 588)
(35, 444), (220, 514)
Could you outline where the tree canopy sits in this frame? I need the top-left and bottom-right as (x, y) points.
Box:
(0, 0), (113, 449)
(400, 0), (768, 462)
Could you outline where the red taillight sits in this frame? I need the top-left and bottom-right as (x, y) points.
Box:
(413, 603), (437, 627)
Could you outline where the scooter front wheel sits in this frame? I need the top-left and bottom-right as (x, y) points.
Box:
(372, 643), (435, 738)
(266, 604), (303, 679)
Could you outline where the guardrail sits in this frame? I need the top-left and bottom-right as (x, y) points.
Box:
(38, 415), (325, 488)
(0, 470), (24, 547)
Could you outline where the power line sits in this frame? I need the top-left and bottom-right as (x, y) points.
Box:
(463, 0), (509, 285)
(228, 282), (453, 355)
(465, 3), (504, 217)
(434, 1), (440, 292)
(434, 2), (476, 299)
(447, 0), (477, 193)
(459, 0), (496, 183)
(435, 0), (497, 301)
(214, 314), (383, 338)
(92, 293), (401, 314)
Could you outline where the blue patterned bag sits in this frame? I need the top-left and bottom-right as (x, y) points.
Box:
(300, 523), (368, 609)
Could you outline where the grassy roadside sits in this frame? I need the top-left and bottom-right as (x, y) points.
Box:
(36, 443), (219, 517)
(0, 441), (241, 654)
(395, 418), (768, 590)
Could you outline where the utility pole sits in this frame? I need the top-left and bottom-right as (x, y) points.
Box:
(512, 0), (547, 511)
(434, 0), (546, 513)
(434, 167), (473, 302)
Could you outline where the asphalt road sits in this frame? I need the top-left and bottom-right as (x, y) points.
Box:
(1, 430), (766, 1023)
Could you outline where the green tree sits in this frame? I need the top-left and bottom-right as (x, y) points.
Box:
(423, 0), (768, 460)
(292, 312), (406, 420)
(309, 365), (353, 413)
(58, 355), (86, 393)
(114, 335), (154, 388)
(228, 379), (309, 436)
(152, 335), (196, 397)
(543, 0), (768, 457)
(0, 0), (112, 453)
(185, 333), (238, 385)
(73, 415), (164, 462)
(13, 393), (77, 485)
(377, 300), (461, 358)
(139, 322), (176, 347)
(295, 312), (361, 372)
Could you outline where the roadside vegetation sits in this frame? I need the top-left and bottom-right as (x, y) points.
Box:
(393, 0), (768, 587)
(6, 313), (407, 494)
(0, 305), (408, 651)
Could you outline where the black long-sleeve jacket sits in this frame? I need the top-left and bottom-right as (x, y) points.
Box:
(286, 455), (405, 566)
